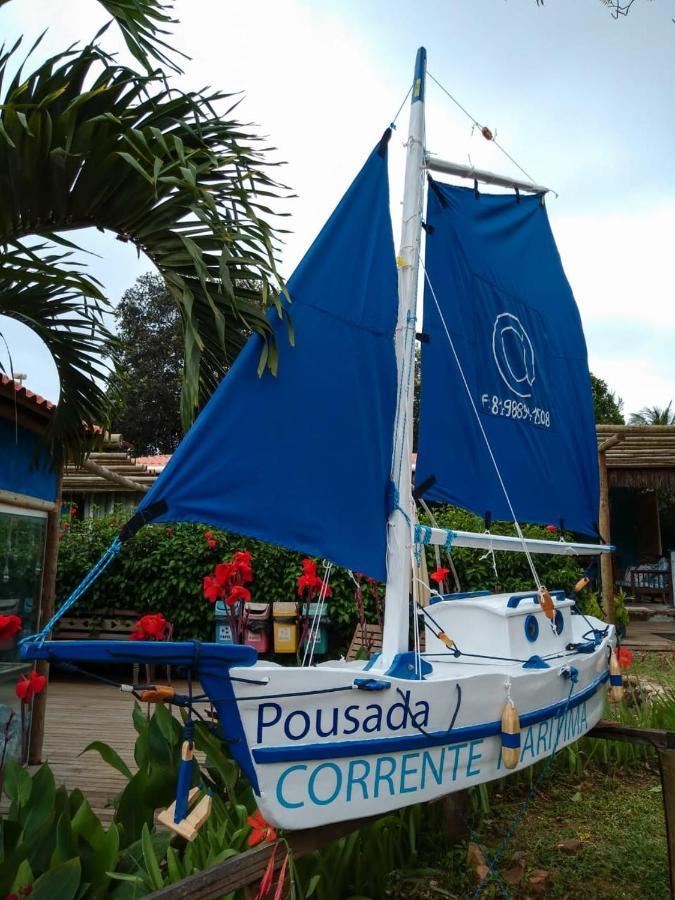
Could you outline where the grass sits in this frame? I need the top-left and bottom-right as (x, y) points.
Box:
(381, 656), (675, 900)
(386, 763), (668, 900)
(630, 651), (675, 688)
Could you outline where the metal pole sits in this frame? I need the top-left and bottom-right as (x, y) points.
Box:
(380, 47), (427, 669)
(426, 155), (550, 195)
(598, 449), (615, 624)
(28, 467), (63, 764)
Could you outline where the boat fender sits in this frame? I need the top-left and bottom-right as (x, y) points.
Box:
(353, 678), (391, 691)
(138, 684), (175, 704)
(538, 585), (555, 620)
(500, 700), (520, 770)
(609, 650), (624, 704)
(574, 576), (591, 593)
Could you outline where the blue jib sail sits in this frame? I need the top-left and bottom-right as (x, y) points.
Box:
(416, 180), (599, 536)
(134, 141), (399, 580)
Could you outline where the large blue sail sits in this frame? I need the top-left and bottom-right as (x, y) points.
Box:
(416, 180), (599, 535)
(134, 141), (399, 579)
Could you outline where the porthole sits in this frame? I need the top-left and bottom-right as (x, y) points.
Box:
(554, 610), (564, 635)
(524, 614), (539, 643)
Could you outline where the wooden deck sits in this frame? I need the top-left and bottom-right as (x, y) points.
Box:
(38, 676), (152, 822)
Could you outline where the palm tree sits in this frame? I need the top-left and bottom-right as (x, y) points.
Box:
(0, 1), (289, 461)
(629, 402), (675, 425)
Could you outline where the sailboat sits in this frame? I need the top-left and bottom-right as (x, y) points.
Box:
(21, 48), (617, 830)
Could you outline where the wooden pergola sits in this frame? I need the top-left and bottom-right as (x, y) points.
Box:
(597, 424), (675, 620)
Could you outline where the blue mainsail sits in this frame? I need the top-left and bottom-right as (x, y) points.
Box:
(416, 180), (599, 535)
(134, 141), (399, 580)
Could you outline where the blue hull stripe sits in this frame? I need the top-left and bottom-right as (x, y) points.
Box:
(251, 670), (609, 764)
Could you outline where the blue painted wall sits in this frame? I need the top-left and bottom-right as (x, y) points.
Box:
(0, 419), (57, 502)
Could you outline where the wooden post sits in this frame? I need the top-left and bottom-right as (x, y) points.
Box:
(28, 467), (63, 765)
(598, 449), (615, 624)
(660, 749), (675, 900)
(440, 789), (470, 843)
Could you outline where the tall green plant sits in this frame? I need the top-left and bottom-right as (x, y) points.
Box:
(0, 10), (288, 460)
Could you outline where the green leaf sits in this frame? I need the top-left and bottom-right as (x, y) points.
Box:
(141, 823), (163, 890)
(3, 758), (32, 810)
(9, 859), (34, 895)
(81, 741), (133, 780)
(30, 858), (81, 900)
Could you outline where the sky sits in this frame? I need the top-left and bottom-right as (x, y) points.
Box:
(1, 0), (675, 420)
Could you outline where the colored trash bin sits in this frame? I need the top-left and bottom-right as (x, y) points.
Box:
(301, 601), (330, 655)
(244, 602), (272, 654)
(273, 601), (298, 653)
(214, 599), (238, 644)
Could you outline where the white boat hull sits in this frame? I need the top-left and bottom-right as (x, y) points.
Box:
(221, 599), (613, 828)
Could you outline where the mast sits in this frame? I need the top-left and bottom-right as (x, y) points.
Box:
(379, 47), (427, 670)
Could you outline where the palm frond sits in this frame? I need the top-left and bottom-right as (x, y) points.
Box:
(0, 40), (289, 459)
(96, 0), (188, 74)
(0, 243), (119, 463)
(628, 402), (675, 426)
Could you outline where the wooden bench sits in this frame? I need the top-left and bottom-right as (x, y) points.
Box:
(346, 623), (426, 661)
(346, 623), (383, 661)
(53, 610), (172, 683)
(54, 609), (141, 641)
(622, 566), (673, 603)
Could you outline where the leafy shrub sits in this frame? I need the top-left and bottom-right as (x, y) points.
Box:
(56, 512), (381, 647)
(56, 505), (585, 646)
(420, 505), (584, 595)
(576, 590), (605, 620)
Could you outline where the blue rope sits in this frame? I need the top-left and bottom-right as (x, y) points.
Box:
(472, 675), (578, 899)
(21, 537), (123, 646)
(413, 523), (457, 548)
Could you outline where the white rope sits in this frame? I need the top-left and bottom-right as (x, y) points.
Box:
(308, 563), (332, 666)
(421, 262), (543, 593)
(427, 70), (540, 189)
(301, 562), (333, 667)
(479, 531), (500, 584)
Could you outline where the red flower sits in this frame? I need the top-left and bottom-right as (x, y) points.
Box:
(546, 524), (557, 533)
(247, 809), (277, 846)
(297, 558), (325, 596)
(207, 538), (217, 549)
(0, 615), (22, 640)
(69, 507), (77, 517)
(429, 567), (450, 585)
(204, 530), (213, 540)
(15, 670), (47, 703)
(129, 613), (169, 640)
(233, 550), (253, 583)
(166, 528), (175, 537)
(617, 647), (633, 669)
(19, 888), (32, 897)
(215, 562), (236, 586)
(203, 575), (223, 603)
(227, 585), (251, 606)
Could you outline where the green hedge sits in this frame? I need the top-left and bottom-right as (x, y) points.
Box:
(55, 505), (584, 645)
(422, 505), (584, 596)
